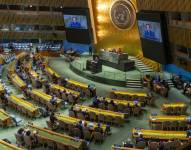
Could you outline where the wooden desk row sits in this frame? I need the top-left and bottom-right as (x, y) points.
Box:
(0, 109), (12, 127)
(27, 89), (62, 111)
(111, 145), (142, 150)
(0, 83), (5, 94)
(109, 90), (153, 105)
(161, 102), (187, 115)
(44, 60), (96, 97)
(55, 114), (107, 133)
(27, 124), (85, 150)
(132, 128), (190, 141)
(9, 73), (27, 90)
(45, 66), (61, 79)
(0, 140), (22, 150)
(49, 83), (80, 103)
(149, 115), (191, 123)
(98, 97), (143, 107)
(73, 104), (127, 121)
(110, 90), (148, 98)
(153, 83), (168, 97)
(66, 79), (96, 97)
(8, 53), (27, 90)
(8, 95), (40, 118)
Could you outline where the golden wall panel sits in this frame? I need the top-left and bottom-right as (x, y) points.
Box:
(0, 0), (88, 7)
(0, 31), (65, 40)
(92, 0), (141, 55)
(137, 0), (191, 12)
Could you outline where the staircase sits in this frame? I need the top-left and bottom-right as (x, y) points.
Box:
(126, 79), (143, 88)
(129, 56), (154, 73)
(129, 53), (161, 73)
(166, 79), (175, 88)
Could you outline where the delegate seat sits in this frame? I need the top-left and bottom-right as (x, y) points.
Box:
(7, 95), (40, 118)
(132, 128), (190, 141)
(22, 124), (87, 150)
(72, 104), (128, 125)
(0, 139), (23, 150)
(49, 83), (80, 104)
(161, 102), (187, 115)
(109, 90), (154, 105)
(149, 114), (190, 130)
(27, 89), (62, 111)
(0, 109), (12, 127)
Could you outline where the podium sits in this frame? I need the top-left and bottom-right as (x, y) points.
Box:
(86, 60), (102, 74)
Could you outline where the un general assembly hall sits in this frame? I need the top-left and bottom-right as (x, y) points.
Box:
(0, 0), (191, 150)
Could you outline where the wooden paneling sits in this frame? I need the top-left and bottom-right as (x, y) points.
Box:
(0, 0), (88, 7)
(168, 26), (191, 48)
(0, 11), (64, 26)
(0, 31), (65, 40)
(137, 0), (191, 12)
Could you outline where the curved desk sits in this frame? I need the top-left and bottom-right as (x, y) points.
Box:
(73, 104), (127, 120)
(49, 83), (80, 98)
(149, 115), (190, 123)
(8, 95), (40, 117)
(27, 124), (84, 150)
(0, 109), (12, 127)
(28, 89), (62, 111)
(0, 83), (5, 94)
(132, 128), (190, 141)
(98, 97), (143, 107)
(55, 114), (107, 133)
(109, 90), (152, 105)
(0, 140), (22, 150)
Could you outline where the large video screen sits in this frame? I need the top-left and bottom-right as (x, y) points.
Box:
(64, 15), (88, 29)
(137, 12), (171, 64)
(138, 20), (162, 43)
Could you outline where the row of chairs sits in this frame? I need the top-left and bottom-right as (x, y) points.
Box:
(69, 110), (124, 126)
(94, 102), (142, 116)
(47, 121), (105, 143)
(49, 88), (79, 104)
(151, 121), (189, 131)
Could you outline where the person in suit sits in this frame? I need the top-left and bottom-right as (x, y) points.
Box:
(144, 24), (156, 40)
(89, 46), (93, 56)
(70, 17), (81, 28)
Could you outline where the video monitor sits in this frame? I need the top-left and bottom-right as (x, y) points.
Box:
(138, 20), (162, 43)
(64, 15), (88, 29)
(137, 12), (171, 64)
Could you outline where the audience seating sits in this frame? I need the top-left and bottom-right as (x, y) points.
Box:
(109, 90), (154, 105)
(55, 113), (108, 133)
(44, 66), (61, 81)
(0, 139), (23, 150)
(0, 83), (5, 94)
(49, 83), (80, 104)
(19, 124), (87, 150)
(94, 97), (143, 115)
(161, 102), (187, 115)
(7, 53), (28, 90)
(24, 60), (45, 87)
(67, 80), (96, 97)
(149, 114), (190, 130)
(27, 89), (62, 111)
(72, 104), (128, 125)
(132, 128), (190, 141)
(0, 109), (12, 127)
(111, 145), (143, 150)
(48, 114), (110, 142)
(7, 95), (40, 118)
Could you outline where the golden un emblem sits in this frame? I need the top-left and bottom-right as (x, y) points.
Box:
(110, 0), (136, 30)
